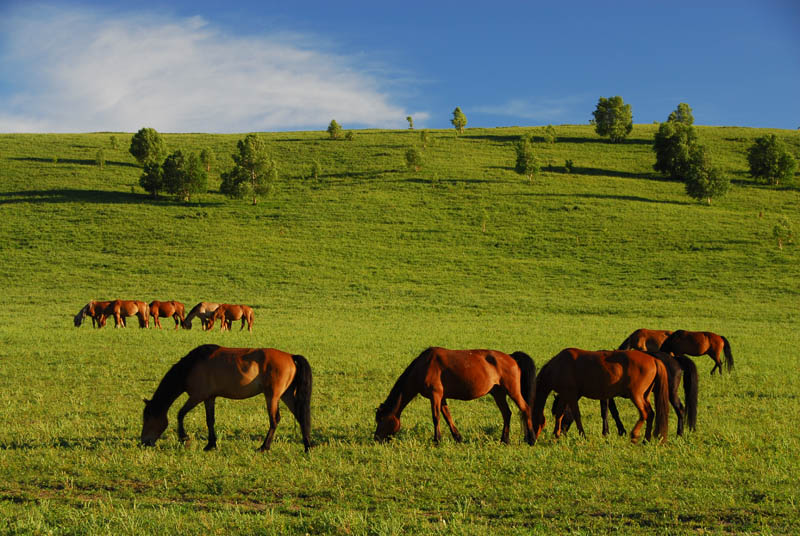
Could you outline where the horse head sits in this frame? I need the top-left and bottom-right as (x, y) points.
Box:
(373, 404), (401, 442)
(74, 303), (90, 327)
(141, 399), (168, 446)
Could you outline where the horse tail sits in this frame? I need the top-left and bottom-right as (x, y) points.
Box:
(510, 351), (536, 409)
(722, 336), (734, 372)
(673, 353), (698, 431)
(618, 332), (634, 350)
(291, 354), (313, 452)
(653, 357), (670, 443)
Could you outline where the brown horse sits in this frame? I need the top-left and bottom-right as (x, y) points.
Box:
(555, 351), (698, 437)
(141, 344), (312, 452)
(533, 348), (670, 443)
(74, 300), (114, 328)
(659, 329), (734, 375)
(374, 347), (537, 445)
(100, 299), (149, 328)
(149, 300), (186, 330)
(182, 302), (220, 330)
(206, 304), (254, 332)
(618, 329), (673, 352)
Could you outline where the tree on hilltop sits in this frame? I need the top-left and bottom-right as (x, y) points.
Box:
(668, 102), (694, 126)
(653, 119), (698, 180)
(451, 107), (467, 134)
(592, 96), (633, 142)
(129, 127), (167, 166)
(327, 119), (343, 140)
(221, 133), (277, 204)
(514, 137), (540, 182)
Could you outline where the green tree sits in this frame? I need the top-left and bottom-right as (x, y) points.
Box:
(668, 102), (694, 125)
(222, 133), (276, 204)
(747, 134), (797, 186)
(95, 149), (105, 169)
(327, 119), (342, 140)
(592, 96), (633, 142)
(405, 147), (422, 171)
(129, 127), (167, 166)
(773, 216), (793, 250)
(406, 116), (414, 129)
(162, 150), (207, 202)
(451, 107), (467, 134)
(310, 160), (322, 181)
(199, 148), (214, 172)
(109, 135), (118, 149)
(420, 130), (430, 148)
(138, 162), (163, 199)
(514, 137), (540, 182)
(684, 145), (729, 204)
(543, 124), (557, 144)
(653, 120), (698, 180)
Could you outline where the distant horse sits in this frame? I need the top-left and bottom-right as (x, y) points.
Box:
(374, 347), (537, 445)
(533, 348), (670, 443)
(659, 329), (734, 375)
(206, 304), (254, 332)
(74, 300), (114, 328)
(554, 351), (697, 437)
(141, 344), (312, 452)
(618, 329), (673, 352)
(100, 299), (149, 328)
(182, 302), (220, 330)
(149, 300), (186, 330)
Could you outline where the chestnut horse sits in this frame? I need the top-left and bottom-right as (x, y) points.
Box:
(659, 329), (733, 375)
(101, 299), (149, 328)
(206, 304), (254, 332)
(555, 351), (697, 437)
(141, 344), (312, 452)
(182, 302), (220, 330)
(149, 300), (186, 330)
(374, 347), (537, 445)
(74, 300), (114, 328)
(618, 329), (673, 352)
(533, 348), (670, 443)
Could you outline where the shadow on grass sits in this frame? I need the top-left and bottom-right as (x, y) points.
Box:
(10, 156), (139, 168)
(511, 190), (691, 206)
(0, 188), (223, 206)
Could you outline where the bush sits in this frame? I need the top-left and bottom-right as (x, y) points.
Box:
(564, 159), (574, 173)
(405, 148), (422, 171)
(773, 217), (794, 249)
(327, 120), (343, 140)
(514, 137), (539, 182)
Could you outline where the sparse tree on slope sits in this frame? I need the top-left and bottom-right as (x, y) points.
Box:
(129, 127), (167, 166)
(592, 96), (633, 142)
(451, 107), (467, 134)
(747, 134), (797, 186)
(162, 150), (207, 202)
(222, 133), (276, 204)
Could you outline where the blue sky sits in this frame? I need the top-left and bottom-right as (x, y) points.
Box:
(1, 1), (798, 133)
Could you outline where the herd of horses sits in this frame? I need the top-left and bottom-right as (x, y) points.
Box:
(74, 300), (254, 332)
(136, 327), (734, 452)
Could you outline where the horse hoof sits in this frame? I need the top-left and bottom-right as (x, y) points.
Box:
(203, 443), (217, 451)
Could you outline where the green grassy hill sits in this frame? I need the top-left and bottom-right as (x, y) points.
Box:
(1, 125), (799, 534)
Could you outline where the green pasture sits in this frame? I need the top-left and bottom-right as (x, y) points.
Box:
(0, 125), (799, 534)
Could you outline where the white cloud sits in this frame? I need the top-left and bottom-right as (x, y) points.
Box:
(0, 6), (411, 133)
(474, 96), (589, 123)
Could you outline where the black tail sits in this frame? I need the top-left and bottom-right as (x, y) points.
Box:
(291, 355), (313, 452)
(511, 351), (536, 444)
(722, 336), (734, 372)
(618, 333), (633, 350)
(673, 353), (698, 431)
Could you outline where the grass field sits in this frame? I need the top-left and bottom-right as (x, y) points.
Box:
(1, 125), (799, 534)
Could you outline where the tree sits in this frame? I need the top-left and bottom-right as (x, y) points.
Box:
(199, 148), (215, 172)
(420, 130), (430, 148)
(406, 116), (414, 129)
(514, 137), (540, 182)
(747, 134), (797, 186)
(653, 120), (698, 179)
(405, 147), (422, 171)
(543, 124), (557, 144)
(451, 107), (467, 134)
(773, 217), (793, 249)
(310, 160), (322, 181)
(327, 119), (342, 140)
(95, 149), (105, 169)
(139, 162), (163, 198)
(129, 127), (167, 166)
(222, 133), (276, 204)
(668, 102), (694, 126)
(592, 96), (633, 142)
(162, 150), (207, 202)
(684, 145), (729, 204)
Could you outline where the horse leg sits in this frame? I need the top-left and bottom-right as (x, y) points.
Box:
(552, 396), (568, 438)
(643, 399), (655, 442)
(173, 314), (180, 330)
(566, 397), (585, 438)
(176, 396), (203, 444)
(709, 351), (722, 376)
(440, 399), (463, 443)
(490, 388), (513, 444)
(600, 400), (610, 436)
(607, 398), (626, 436)
(629, 396), (648, 444)
(429, 392), (444, 444)
(203, 398), (217, 451)
(259, 393), (280, 451)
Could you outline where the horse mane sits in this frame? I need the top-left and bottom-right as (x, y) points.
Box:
(146, 344), (220, 416)
(377, 348), (433, 418)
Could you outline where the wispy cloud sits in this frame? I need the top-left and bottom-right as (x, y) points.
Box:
(0, 6), (411, 132)
(474, 96), (590, 124)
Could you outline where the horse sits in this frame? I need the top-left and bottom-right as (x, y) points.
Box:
(554, 351), (697, 437)
(618, 329), (673, 352)
(101, 299), (149, 328)
(659, 329), (734, 375)
(374, 347), (537, 445)
(149, 300), (186, 330)
(182, 302), (220, 330)
(74, 300), (114, 328)
(141, 344), (312, 452)
(206, 304), (254, 332)
(533, 348), (670, 444)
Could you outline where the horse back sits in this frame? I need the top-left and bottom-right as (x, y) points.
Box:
(426, 348), (511, 400)
(187, 347), (297, 400)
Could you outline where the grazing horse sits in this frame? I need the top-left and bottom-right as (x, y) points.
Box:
(74, 300), (114, 328)
(555, 351), (698, 437)
(141, 344), (312, 452)
(182, 302), (220, 330)
(618, 329), (673, 352)
(149, 300), (186, 330)
(102, 299), (149, 328)
(533, 348), (670, 444)
(206, 304), (254, 332)
(374, 347), (537, 445)
(659, 329), (734, 376)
